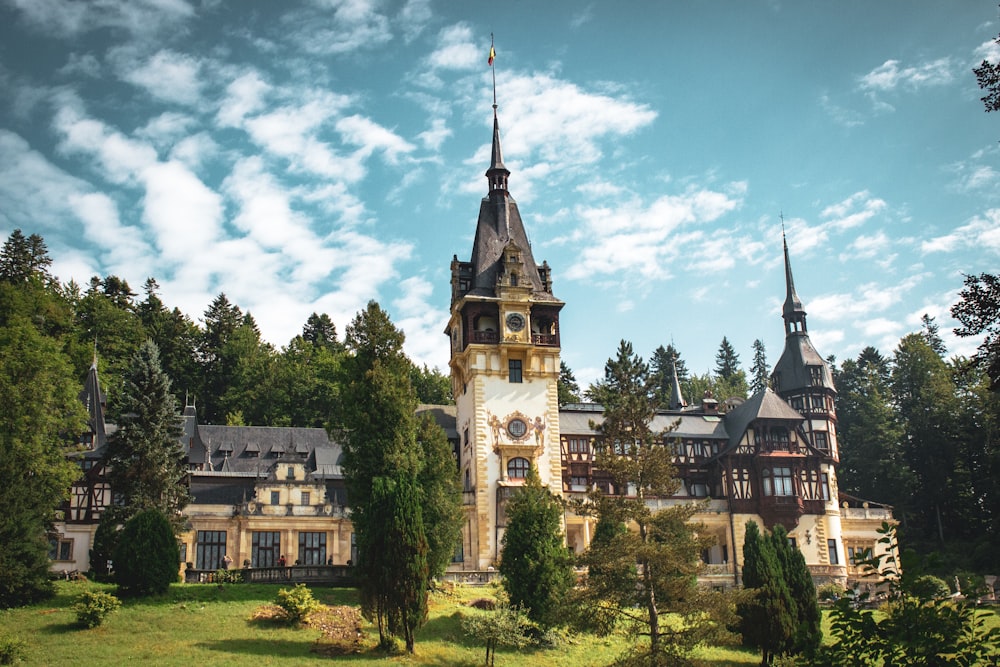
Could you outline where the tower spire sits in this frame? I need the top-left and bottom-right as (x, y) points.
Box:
(486, 107), (510, 195)
(781, 221), (806, 336)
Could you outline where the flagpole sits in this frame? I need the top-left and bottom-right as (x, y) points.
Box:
(490, 33), (496, 109)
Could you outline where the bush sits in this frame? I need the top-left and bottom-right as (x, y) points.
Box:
(0, 635), (26, 665)
(908, 574), (950, 600)
(73, 590), (121, 628)
(276, 584), (323, 625)
(816, 583), (842, 601)
(112, 509), (179, 597)
(214, 569), (243, 585)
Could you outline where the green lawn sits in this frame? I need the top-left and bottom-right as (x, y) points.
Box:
(0, 580), (765, 666)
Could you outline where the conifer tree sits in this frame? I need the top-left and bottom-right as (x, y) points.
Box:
(500, 467), (574, 629)
(558, 360), (581, 406)
(737, 521), (796, 666)
(104, 339), (189, 531)
(770, 525), (821, 657)
(750, 338), (769, 394)
(338, 301), (436, 652)
(578, 340), (720, 663)
(416, 412), (462, 579)
(715, 336), (742, 381)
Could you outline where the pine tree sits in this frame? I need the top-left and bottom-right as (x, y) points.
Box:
(558, 360), (581, 406)
(750, 338), (769, 394)
(500, 467), (574, 629)
(577, 340), (720, 663)
(715, 336), (741, 381)
(301, 312), (340, 352)
(103, 339), (189, 530)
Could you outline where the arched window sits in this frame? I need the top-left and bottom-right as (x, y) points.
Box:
(507, 457), (530, 480)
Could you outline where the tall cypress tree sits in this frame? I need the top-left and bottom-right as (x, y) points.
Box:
(771, 525), (821, 657)
(338, 301), (433, 652)
(737, 521), (796, 665)
(500, 467), (574, 629)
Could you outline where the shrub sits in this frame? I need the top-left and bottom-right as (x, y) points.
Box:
(112, 509), (179, 597)
(908, 574), (950, 600)
(0, 635), (26, 665)
(816, 583), (842, 602)
(73, 590), (122, 628)
(214, 569), (242, 585)
(276, 584), (323, 625)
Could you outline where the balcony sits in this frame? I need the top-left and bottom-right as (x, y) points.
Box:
(469, 330), (499, 345)
(531, 333), (559, 347)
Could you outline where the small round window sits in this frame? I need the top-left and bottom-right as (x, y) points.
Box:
(506, 417), (528, 440)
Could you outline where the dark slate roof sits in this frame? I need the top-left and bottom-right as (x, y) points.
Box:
(772, 334), (836, 394)
(722, 387), (804, 450)
(189, 475), (258, 506)
(79, 362), (109, 450)
(196, 425), (343, 475)
(466, 113), (558, 302)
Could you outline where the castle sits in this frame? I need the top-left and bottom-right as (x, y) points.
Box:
(50, 107), (893, 589)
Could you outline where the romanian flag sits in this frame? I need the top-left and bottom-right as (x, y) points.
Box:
(488, 45), (495, 66)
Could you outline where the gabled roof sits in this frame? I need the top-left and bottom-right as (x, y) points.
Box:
(722, 387), (805, 450)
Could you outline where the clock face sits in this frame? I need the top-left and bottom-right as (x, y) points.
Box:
(506, 312), (525, 332)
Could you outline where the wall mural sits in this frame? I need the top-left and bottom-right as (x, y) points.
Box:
(487, 410), (547, 452)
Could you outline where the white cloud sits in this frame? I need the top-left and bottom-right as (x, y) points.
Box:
(921, 208), (1000, 255)
(137, 111), (196, 147)
(285, 0), (392, 55)
(819, 191), (886, 231)
(974, 37), (1000, 64)
(121, 49), (203, 105)
(563, 184), (744, 281)
(859, 57), (954, 92)
(417, 118), (451, 151)
(54, 104), (158, 184)
(396, 0), (432, 43)
(809, 275), (923, 324)
(217, 71), (272, 128)
(842, 230), (891, 261)
(6, 0), (194, 38)
(0, 130), (92, 230)
(427, 24), (479, 71)
(335, 114), (416, 163)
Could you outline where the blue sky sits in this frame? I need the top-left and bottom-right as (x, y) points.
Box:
(1, 0), (998, 388)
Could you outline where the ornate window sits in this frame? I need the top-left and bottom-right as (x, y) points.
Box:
(299, 532), (327, 565)
(762, 466), (794, 496)
(196, 530), (227, 570)
(252, 531), (280, 568)
(507, 457), (530, 479)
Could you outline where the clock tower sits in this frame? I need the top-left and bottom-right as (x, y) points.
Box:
(447, 108), (564, 570)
